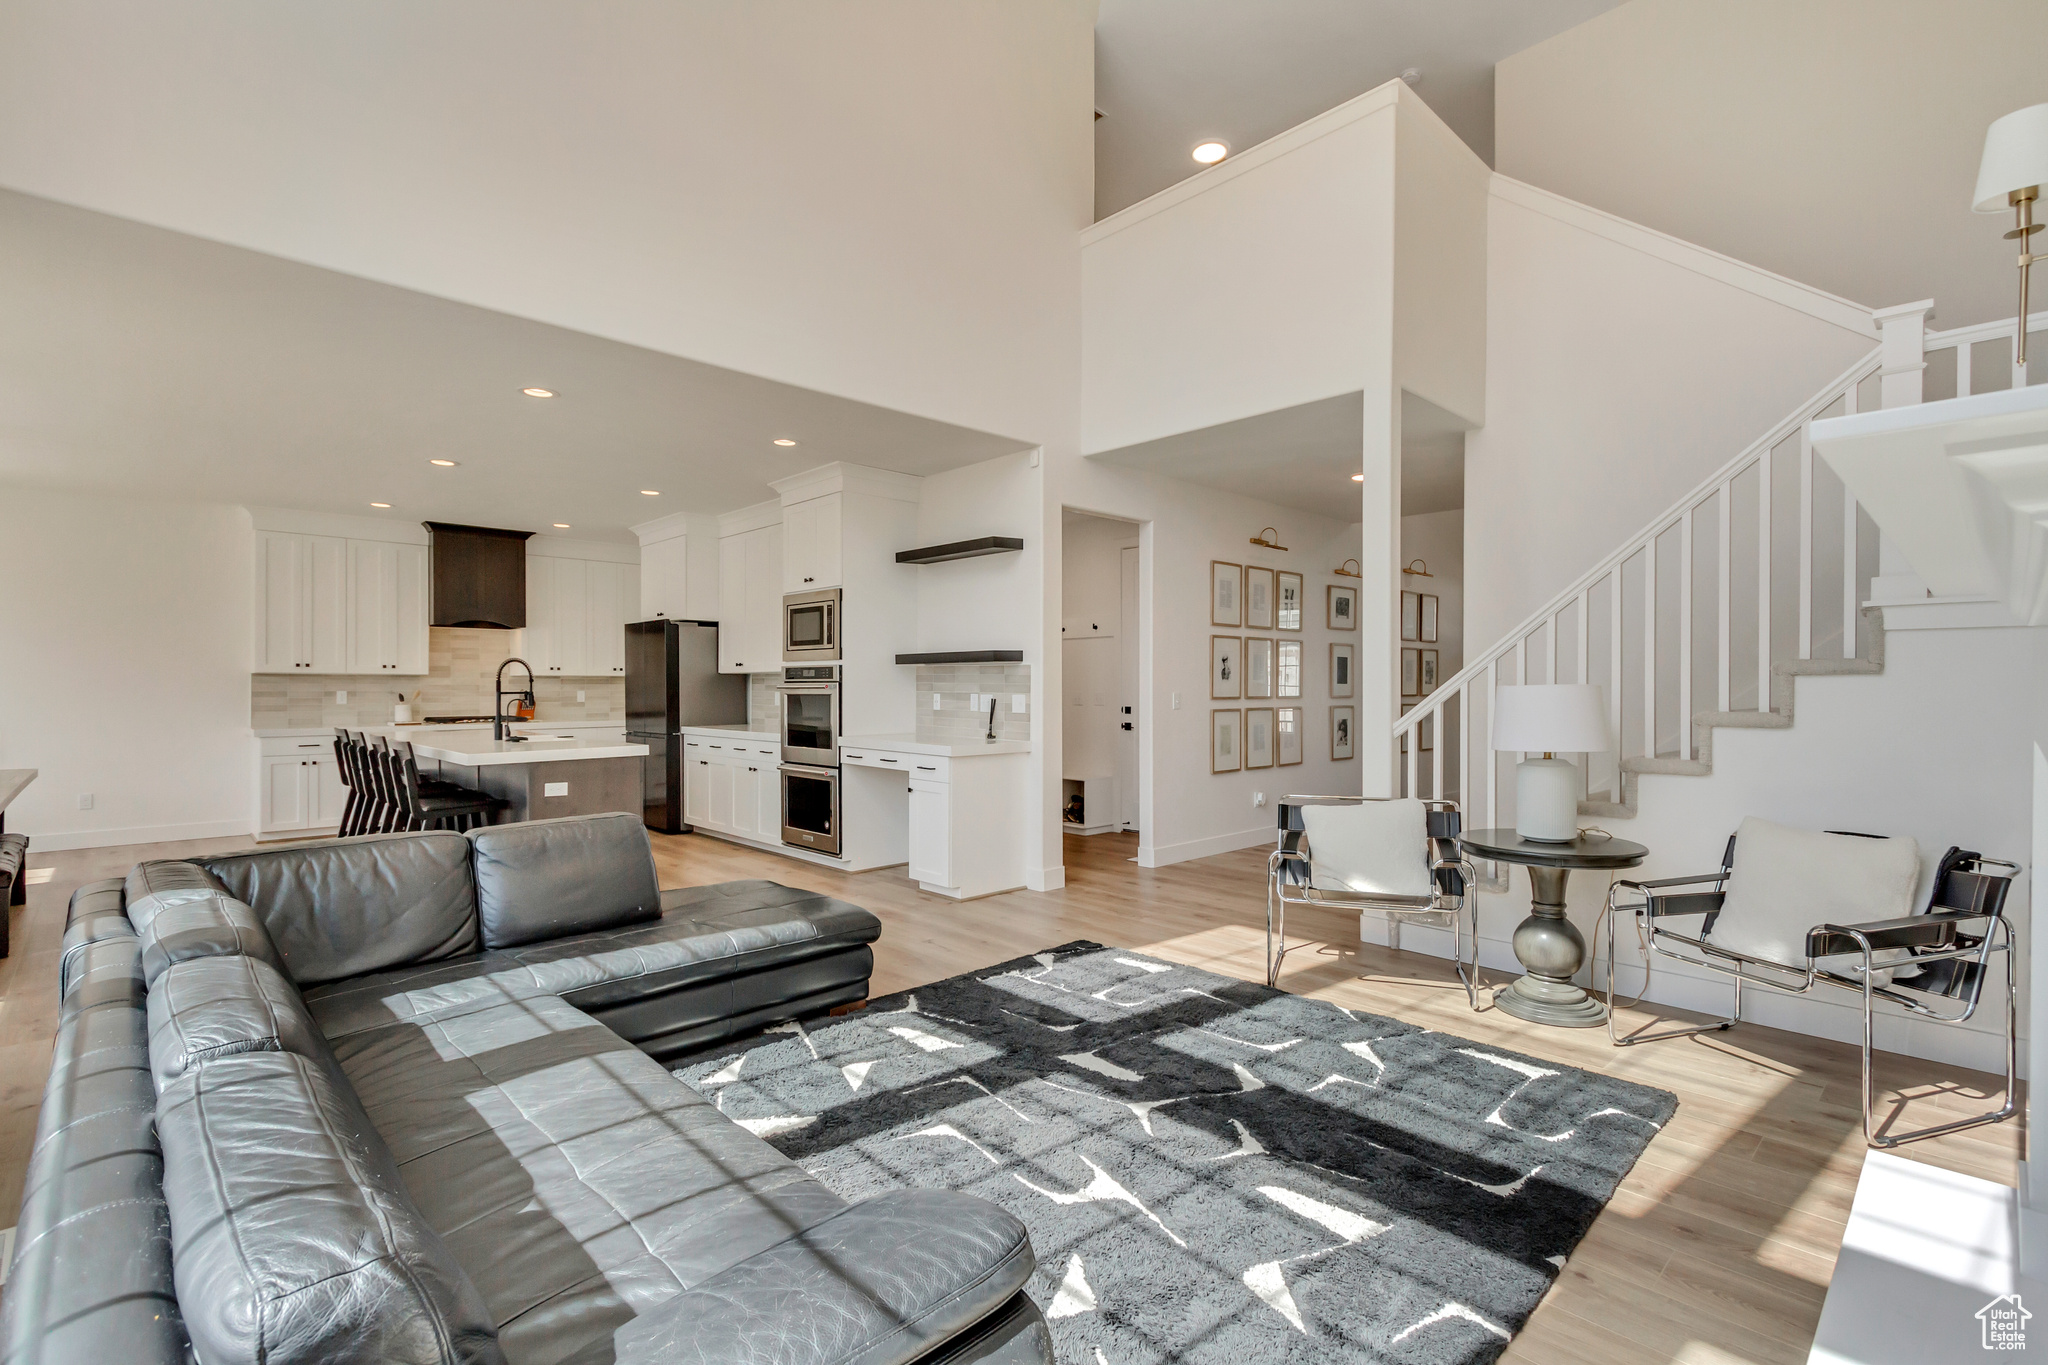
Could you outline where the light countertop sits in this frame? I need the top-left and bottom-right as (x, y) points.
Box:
(679, 725), (779, 740)
(841, 733), (1032, 758)
(255, 720), (626, 739)
(410, 733), (649, 767)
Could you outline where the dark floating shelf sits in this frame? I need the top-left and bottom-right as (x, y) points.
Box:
(896, 650), (1025, 665)
(896, 536), (1025, 565)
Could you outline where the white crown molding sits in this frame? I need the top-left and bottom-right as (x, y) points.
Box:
(1082, 80), (1402, 248)
(245, 505), (429, 544)
(1489, 175), (1879, 339)
(769, 461), (923, 505)
(717, 498), (784, 537)
(629, 509), (696, 545)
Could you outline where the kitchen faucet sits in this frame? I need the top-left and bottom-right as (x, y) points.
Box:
(494, 658), (536, 740)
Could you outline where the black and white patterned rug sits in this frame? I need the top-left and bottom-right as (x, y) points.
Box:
(676, 942), (1675, 1365)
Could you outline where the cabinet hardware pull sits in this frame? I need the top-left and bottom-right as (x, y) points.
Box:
(916, 765), (935, 771)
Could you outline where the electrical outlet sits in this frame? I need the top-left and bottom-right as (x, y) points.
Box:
(932, 693), (942, 710)
(543, 781), (569, 798)
(1011, 693), (1028, 713)
(77, 793), (93, 810)
(1252, 792), (1267, 808)
(576, 690), (586, 703)
(969, 693), (981, 710)
(1171, 692), (1181, 710)
(335, 690), (347, 705)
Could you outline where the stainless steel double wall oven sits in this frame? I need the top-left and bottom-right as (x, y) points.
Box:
(777, 661), (841, 855)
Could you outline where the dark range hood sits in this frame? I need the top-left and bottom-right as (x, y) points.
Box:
(424, 522), (533, 628)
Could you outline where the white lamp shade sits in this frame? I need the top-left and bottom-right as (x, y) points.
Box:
(1974, 102), (2048, 212)
(1492, 683), (1609, 753)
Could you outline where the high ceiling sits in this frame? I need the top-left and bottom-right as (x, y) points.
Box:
(1093, 0), (1624, 219)
(0, 191), (1027, 540)
(1089, 391), (1469, 517)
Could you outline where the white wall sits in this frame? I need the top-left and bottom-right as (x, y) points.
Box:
(1496, 0), (2048, 331)
(1464, 177), (1877, 654)
(0, 0), (1092, 448)
(0, 487), (253, 848)
(1400, 625), (2048, 1074)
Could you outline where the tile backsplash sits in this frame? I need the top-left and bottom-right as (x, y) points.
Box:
(251, 628), (624, 729)
(916, 663), (1032, 743)
(748, 673), (783, 731)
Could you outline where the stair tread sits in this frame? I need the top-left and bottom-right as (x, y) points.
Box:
(1622, 757), (1712, 776)
(1778, 659), (1883, 676)
(1695, 710), (1793, 729)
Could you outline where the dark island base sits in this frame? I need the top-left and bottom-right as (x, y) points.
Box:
(441, 757), (646, 825)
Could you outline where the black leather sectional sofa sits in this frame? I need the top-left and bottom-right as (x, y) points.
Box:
(3, 812), (1052, 1365)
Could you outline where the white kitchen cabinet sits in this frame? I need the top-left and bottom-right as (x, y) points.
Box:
(680, 734), (784, 845)
(716, 522), (784, 673)
(552, 557), (590, 677)
(906, 777), (952, 888)
(346, 541), (429, 675)
(640, 535), (689, 620)
(527, 554), (631, 677)
(255, 532), (348, 673)
(255, 738), (348, 839)
(585, 560), (636, 675)
(781, 494), (843, 593)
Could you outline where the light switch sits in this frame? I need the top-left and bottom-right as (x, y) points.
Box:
(77, 793), (94, 810)
(335, 690), (347, 705)
(932, 693), (942, 710)
(1171, 692), (1181, 710)
(1011, 693), (1027, 713)
(543, 781), (569, 798)
(969, 693), (981, 710)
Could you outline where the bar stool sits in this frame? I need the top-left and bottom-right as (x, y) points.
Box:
(392, 741), (505, 832)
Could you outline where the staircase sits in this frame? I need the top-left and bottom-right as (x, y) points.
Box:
(1394, 307), (2040, 857)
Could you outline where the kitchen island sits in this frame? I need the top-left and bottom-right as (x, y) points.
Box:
(411, 731), (649, 825)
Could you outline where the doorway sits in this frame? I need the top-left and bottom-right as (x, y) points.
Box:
(1060, 509), (1142, 836)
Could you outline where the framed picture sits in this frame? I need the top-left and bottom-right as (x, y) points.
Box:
(1329, 642), (1354, 699)
(1420, 649), (1439, 694)
(1276, 706), (1303, 766)
(1244, 707), (1275, 769)
(1276, 572), (1303, 632)
(1276, 640), (1302, 698)
(1330, 705), (1355, 761)
(1400, 590), (1419, 642)
(1244, 637), (1273, 698)
(1211, 635), (1241, 700)
(1244, 566), (1275, 630)
(1419, 594), (1439, 644)
(1401, 647), (1419, 697)
(1327, 583), (1357, 631)
(1211, 561), (1242, 627)
(1212, 709), (1242, 773)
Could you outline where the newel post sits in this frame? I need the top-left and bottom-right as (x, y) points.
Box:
(1872, 300), (1934, 409)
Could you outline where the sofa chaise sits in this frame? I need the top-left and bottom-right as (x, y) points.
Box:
(2, 812), (1051, 1365)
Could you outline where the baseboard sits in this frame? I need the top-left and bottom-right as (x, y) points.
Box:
(1138, 824), (1272, 868)
(21, 818), (255, 853)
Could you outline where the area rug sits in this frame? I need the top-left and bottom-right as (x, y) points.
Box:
(675, 941), (1676, 1365)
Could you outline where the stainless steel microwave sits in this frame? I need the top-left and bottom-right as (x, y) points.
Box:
(782, 588), (840, 662)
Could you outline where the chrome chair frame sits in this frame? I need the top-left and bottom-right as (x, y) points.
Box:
(1266, 795), (1482, 1007)
(1602, 849), (2020, 1148)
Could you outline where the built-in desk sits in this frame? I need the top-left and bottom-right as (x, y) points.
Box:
(840, 735), (1029, 899)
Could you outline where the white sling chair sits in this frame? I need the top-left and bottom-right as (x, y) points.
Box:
(1266, 796), (1481, 1006)
(1602, 816), (2019, 1148)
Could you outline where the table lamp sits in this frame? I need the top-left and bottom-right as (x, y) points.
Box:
(1493, 684), (1608, 843)
(1974, 102), (2048, 367)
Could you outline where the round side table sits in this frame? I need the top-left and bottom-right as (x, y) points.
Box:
(1459, 828), (1648, 1028)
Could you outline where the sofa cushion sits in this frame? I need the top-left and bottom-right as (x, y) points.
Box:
(326, 991), (848, 1365)
(469, 813), (661, 950)
(593, 1190), (1037, 1365)
(147, 954), (330, 1090)
(157, 1051), (504, 1365)
(199, 831), (479, 984)
(61, 877), (138, 997)
(137, 892), (286, 986)
(125, 860), (229, 932)
(1, 934), (187, 1365)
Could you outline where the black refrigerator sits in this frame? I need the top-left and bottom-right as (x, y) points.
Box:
(625, 620), (749, 833)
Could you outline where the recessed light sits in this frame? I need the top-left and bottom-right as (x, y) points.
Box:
(1192, 141), (1229, 164)
(1351, 474), (1365, 482)
(640, 490), (660, 496)
(429, 458), (458, 467)
(773, 438), (798, 447)
(553, 523), (571, 529)
(370, 502), (392, 508)
(522, 387), (555, 398)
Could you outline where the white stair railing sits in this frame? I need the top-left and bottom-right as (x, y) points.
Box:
(1394, 307), (2042, 833)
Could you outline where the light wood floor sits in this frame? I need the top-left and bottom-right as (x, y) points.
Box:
(0, 827), (2021, 1364)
